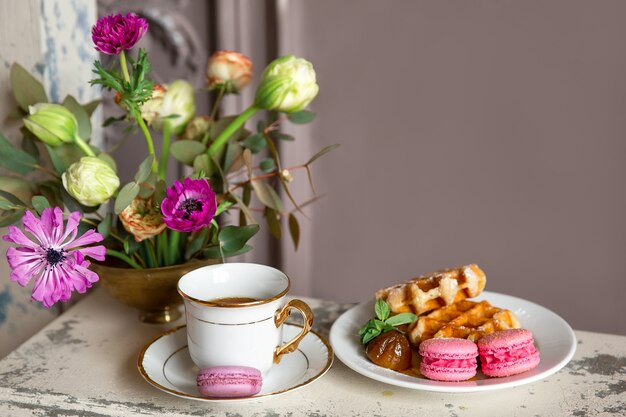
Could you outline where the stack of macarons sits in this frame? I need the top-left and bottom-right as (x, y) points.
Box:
(196, 366), (263, 398)
(418, 329), (540, 381)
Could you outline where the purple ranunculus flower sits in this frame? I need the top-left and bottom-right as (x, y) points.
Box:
(2, 207), (106, 308)
(161, 178), (217, 233)
(91, 12), (148, 55)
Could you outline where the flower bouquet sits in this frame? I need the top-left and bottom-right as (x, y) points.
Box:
(0, 12), (336, 315)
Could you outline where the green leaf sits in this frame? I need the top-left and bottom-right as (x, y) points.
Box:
(306, 144), (340, 166)
(375, 299), (390, 321)
(385, 313), (418, 327)
(97, 153), (117, 171)
(0, 190), (26, 206)
(265, 208), (281, 240)
(215, 200), (234, 217)
(153, 180), (168, 207)
(224, 142), (244, 174)
(269, 131), (295, 142)
(0, 208), (26, 227)
(115, 182), (140, 214)
(193, 154), (214, 177)
(134, 155), (154, 183)
(82, 99), (101, 117)
(287, 110), (316, 124)
(54, 143), (83, 170)
(103, 115), (125, 127)
(21, 132), (40, 163)
(31, 195), (50, 215)
(137, 171), (158, 199)
(98, 152), (117, 172)
(60, 188), (82, 213)
(0, 133), (37, 174)
(185, 227), (209, 260)
(97, 213), (113, 239)
(251, 180), (284, 212)
(170, 140), (206, 165)
(44, 145), (66, 175)
(288, 213), (300, 250)
(229, 193), (257, 224)
(242, 133), (266, 153)
(63, 95), (91, 140)
(203, 244), (253, 259)
(0, 200), (16, 211)
(259, 158), (276, 173)
(219, 224), (260, 252)
(10, 63), (47, 112)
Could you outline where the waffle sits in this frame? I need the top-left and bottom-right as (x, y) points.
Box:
(407, 300), (521, 345)
(375, 264), (487, 315)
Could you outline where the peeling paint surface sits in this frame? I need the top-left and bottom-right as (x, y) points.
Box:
(0, 288), (625, 416)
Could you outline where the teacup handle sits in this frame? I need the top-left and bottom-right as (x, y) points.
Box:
(273, 299), (314, 364)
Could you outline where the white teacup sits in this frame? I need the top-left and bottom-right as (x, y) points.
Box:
(177, 263), (314, 375)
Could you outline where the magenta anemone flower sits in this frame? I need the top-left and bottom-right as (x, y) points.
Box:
(2, 207), (106, 308)
(161, 178), (217, 232)
(91, 12), (148, 55)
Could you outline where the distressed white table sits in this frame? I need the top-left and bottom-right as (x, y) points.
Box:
(0, 288), (625, 417)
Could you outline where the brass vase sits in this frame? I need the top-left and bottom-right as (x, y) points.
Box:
(91, 259), (219, 324)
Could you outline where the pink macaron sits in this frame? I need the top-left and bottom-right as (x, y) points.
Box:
(418, 338), (478, 381)
(477, 328), (540, 378)
(196, 366), (263, 398)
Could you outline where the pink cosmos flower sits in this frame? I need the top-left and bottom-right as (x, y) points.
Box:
(91, 13), (148, 55)
(161, 178), (217, 232)
(2, 207), (106, 308)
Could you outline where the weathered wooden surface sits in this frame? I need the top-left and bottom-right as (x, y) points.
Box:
(0, 288), (624, 416)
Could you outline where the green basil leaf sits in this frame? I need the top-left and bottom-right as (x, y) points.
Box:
(375, 299), (390, 321)
(385, 312), (418, 327)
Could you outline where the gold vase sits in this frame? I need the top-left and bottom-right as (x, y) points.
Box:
(91, 259), (219, 324)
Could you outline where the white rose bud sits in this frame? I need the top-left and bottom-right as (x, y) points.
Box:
(206, 50), (253, 94)
(255, 55), (319, 113)
(151, 80), (195, 134)
(138, 84), (166, 125)
(62, 157), (120, 206)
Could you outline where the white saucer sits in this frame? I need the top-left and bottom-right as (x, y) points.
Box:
(138, 324), (333, 402)
(330, 291), (577, 393)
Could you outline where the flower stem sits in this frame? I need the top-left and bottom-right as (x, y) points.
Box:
(168, 230), (181, 265)
(119, 50), (157, 173)
(106, 248), (142, 269)
(209, 85), (225, 122)
(73, 134), (96, 157)
(119, 50), (132, 84)
(207, 104), (259, 157)
(158, 120), (172, 180)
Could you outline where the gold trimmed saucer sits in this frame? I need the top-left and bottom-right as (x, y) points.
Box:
(138, 324), (333, 402)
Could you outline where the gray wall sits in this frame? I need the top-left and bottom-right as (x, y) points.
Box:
(277, 0), (626, 335)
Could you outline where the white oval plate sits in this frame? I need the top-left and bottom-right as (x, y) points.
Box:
(329, 291), (576, 393)
(138, 324), (333, 402)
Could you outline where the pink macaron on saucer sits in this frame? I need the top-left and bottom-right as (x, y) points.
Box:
(418, 338), (478, 382)
(197, 366), (263, 398)
(477, 328), (540, 378)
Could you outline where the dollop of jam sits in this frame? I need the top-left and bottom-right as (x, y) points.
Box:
(366, 331), (412, 371)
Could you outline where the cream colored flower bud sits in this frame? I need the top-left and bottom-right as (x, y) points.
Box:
(206, 51), (253, 94)
(255, 55), (319, 113)
(180, 116), (211, 141)
(119, 197), (166, 242)
(23, 103), (79, 146)
(152, 80), (196, 134)
(138, 84), (166, 125)
(62, 157), (120, 206)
